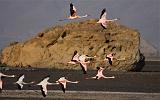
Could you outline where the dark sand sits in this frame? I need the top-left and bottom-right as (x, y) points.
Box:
(0, 62), (160, 99)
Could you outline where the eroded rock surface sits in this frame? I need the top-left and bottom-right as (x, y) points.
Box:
(1, 19), (143, 71)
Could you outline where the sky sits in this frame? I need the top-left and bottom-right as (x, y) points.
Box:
(0, 0), (159, 53)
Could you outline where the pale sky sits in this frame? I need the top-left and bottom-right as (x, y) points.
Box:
(0, 0), (159, 52)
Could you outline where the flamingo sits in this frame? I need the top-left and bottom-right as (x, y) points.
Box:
(0, 72), (15, 93)
(37, 76), (57, 97)
(14, 74), (34, 90)
(78, 54), (96, 74)
(104, 53), (114, 65)
(59, 2), (88, 21)
(56, 77), (79, 93)
(104, 53), (126, 65)
(68, 51), (96, 74)
(86, 67), (115, 80)
(67, 50), (80, 64)
(97, 8), (119, 29)
(79, 60), (90, 74)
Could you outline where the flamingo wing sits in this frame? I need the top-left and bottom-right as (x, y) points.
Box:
(80, 63), (87, 74)
(17, 83), (23, 90)
(100, 8), (107, 19)
(70, 3), (77, 17)
(41, 85), (47, 97)
(60, 83), (66, 93)
(0, 81), (2, 93)
(106, 57), (112, 65)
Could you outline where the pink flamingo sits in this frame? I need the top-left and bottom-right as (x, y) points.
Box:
(97, 8), (119, 29)
(37, 76), (57, 97)
(56, 77), (79, 93)
(14, 74), (34, 90)
(59, 2), (88, 21)
(0, 72), (15, 93)
(86, 67), (115, 80)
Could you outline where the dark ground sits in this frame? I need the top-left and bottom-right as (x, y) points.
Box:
(0, 61), (160, 100)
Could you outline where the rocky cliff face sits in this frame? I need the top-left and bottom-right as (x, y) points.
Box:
(0, 19), (143, 71)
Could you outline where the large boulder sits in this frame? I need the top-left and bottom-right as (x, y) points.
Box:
(0, 19), (144, 71)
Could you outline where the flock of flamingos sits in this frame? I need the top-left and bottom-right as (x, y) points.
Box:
(0, 2), (120, 97)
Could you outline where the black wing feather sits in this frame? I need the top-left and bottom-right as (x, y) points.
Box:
(100, 8), (106, 19)
(0, 88), (2, 93)
(40, 86), (46, 97)
(71, 50), (78, 61)
(101, 23), (107, 29)
(80, 63), (87, 74)
(70, 3), (75, 16)
(106, 57), (112, 65)
(17, 84), (22, 90)
(60, 83), (65, 93)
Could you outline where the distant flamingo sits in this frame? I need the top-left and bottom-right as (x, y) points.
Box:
(78, 54), (95, 74)
(104, 53), (125, 65)
(14, 74), (34, 90)
(56, 77), (79, 93)
(97, 8), (119, 29)
(59, 2), (88, 21)
(0, 72), (15, 93)
(37, 76), (57, 97)
(67, 50), (80, 64)
(68, 51), (96, 74)
(86, 67), (115, 80)
(104, 53), (114, 65)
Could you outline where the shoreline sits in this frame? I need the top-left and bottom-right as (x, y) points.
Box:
(1, 90), (160, 100)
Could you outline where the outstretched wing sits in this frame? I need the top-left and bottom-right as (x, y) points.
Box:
(17, 83), (23, 90)
(60, 83), (65, 93)
(106, 57), (112, 65)
(71, 50), (79, 62)
(0, 81), (2, 93)
(41, 85), (47, 97)
(18, 75), (25, 82)
(70, 3), (77, 17)
(100, 8), (107, 19)
(80, 63), (87, 74)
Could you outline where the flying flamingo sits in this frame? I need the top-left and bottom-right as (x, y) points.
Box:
(78, 54), (96, 74)
(59, 2), (88, 21)
(104, 53), (114, 65)
(86, 67), (115, 80)
(0, 72), (15, 93)
(104, 53), (125, 65)
(37, 76), (57, 97)
(68, 51), (96, 74)
(14, 74), (34, 90)
(67, 50), (80, 64)
(97, 8), (119, 29)
(56, 77), (79, 93)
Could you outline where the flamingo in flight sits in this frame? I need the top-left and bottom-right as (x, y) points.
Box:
(14, 74), (34, 90)
(97, 8), (119, 29)
(59, 2), (88, 21)
(56, 77), (79, 93)
(78, 54), (96, 74)
(67, 50), (80, 64)
(0, 72), (15, 93)
(104, 53), (114, 65)
(104, 53), (126, 66)
(37, 76), (57, 97)
(86, 67), (115, 80)
(68, 50), (96, 74)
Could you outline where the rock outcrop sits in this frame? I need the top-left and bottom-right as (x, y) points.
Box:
(0, 19), (144, 71)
